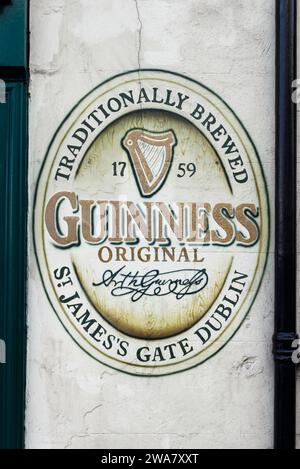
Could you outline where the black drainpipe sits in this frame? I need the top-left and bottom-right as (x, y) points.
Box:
(274, 0), (298, 449)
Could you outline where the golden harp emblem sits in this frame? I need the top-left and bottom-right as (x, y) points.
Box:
(122, 129), (177, 197)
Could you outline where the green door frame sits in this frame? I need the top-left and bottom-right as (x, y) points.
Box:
(0, 0), (29, 449)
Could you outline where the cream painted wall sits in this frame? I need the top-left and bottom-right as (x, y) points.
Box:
(27, 0), (275, 448)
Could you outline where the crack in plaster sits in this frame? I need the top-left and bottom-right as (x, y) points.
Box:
(64, 431), (216, 449)
(83, 404), (103, 421)
(134, 0), (142, 70)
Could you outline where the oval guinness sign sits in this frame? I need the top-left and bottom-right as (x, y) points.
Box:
(34, 70), (269, 375)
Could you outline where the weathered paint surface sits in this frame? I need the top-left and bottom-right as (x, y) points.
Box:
(27, 0), (277, 448)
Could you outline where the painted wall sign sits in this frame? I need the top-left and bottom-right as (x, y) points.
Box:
(34, 70), (269, 376)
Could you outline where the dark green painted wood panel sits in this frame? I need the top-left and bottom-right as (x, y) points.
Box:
(0, 0), (28, 67)
(0, 79), (28, 449)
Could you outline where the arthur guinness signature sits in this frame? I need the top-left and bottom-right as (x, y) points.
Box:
(93, 266), (209, 302)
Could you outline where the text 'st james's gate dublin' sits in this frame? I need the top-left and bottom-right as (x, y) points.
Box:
(34, 70), (269, 376)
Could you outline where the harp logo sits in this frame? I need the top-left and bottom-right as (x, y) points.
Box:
(122, 129), (177, 197)
(34, 70), (269, 376)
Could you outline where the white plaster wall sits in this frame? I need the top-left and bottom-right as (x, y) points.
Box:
(27, 0), (275, 449)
